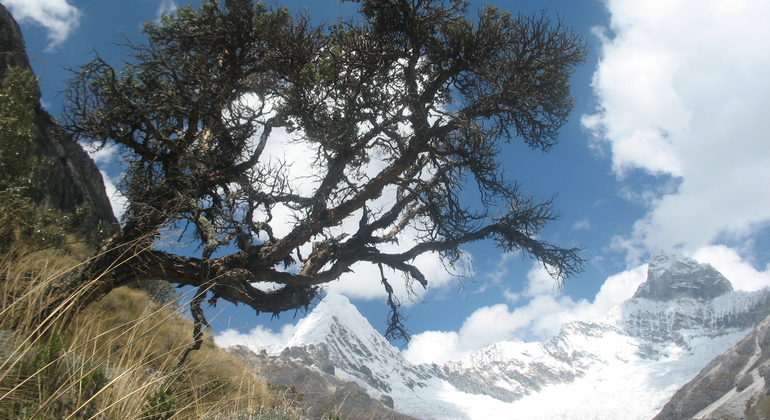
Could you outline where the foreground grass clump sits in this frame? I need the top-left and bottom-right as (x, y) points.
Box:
(0, 241), (301, 419)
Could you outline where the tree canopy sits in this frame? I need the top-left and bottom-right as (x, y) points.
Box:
(61, 0), (587, 341)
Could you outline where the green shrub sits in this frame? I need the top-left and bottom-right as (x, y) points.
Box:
(0, 66), (37, 194)
(0, 329), (108, 419)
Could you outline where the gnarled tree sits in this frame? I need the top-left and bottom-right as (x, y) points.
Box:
(60, 0), (586, 342)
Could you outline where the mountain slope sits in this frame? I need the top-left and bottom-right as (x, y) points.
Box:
(229, 344), (417, 420)
(277, 293), (468, 419)
(653, 311), (770, 420)
(225, 252), (770, 419)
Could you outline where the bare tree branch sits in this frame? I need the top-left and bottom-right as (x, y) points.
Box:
(55, 0), (588, 342)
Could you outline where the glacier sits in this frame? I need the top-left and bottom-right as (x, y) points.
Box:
(222, 252), (770, 419)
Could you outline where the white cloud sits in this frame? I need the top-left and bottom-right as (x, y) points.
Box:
(522, 263), (560, 298)
(403, 262), (648, 364)
(4, 0), (81, 51)
(692, 245), (770, 292)
(571, 218), (592, 231)
(82, 142), (126, 221)
(471, 251), (516, 296)
(241, 94), (463, 304)
(584, 0), (770, 260)
(401, 330), (459, 365)
(325, 247), (459, 303)
(156, 0), (177, 20)
(217, 244), (769, 366)
(403, 240), (770, 366)
(256, 129), (459, 302)
(214, 323), (297, 353)
(98, 170), (127, 222)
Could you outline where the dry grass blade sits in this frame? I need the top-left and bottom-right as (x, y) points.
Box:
(0, 235), (297, 419)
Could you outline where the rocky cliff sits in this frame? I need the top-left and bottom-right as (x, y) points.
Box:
(633, 251), (734, 302)
(0, 4), (117, 233)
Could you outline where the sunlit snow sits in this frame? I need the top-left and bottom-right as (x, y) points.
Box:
(220, 254), (768, 419)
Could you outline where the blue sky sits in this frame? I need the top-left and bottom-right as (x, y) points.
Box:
(7, 0), (770, 364)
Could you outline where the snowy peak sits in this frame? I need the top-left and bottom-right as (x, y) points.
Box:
(280, 293), (436, 400)
(229, 259), (770, 420)
(285, 293), (374, 347)
(618, 252), (766, 345)
(632, 251), (733, 302)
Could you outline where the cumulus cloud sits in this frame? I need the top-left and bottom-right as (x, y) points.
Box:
(249, 101), (461, 304)
(400, 330), (459, 365)
(98, 170), (127, 222)
(583, 0), (770, 261)
(214, 324), (297, 354)
(692, 245), (770, 292)
(402, 262), (649, 364)
(4, 0), (81, 51)
(325, 249), (458, 303)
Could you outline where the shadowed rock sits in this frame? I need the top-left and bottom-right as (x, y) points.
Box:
(1, 4), (118, 234)
(633, 251), (733, 302)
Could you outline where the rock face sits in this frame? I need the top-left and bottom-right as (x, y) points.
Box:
(653, 312), (770, 420)
(228, 344), (417, 420)
(632, 252), (733, 302)
(633, 251), (734, 301)
(223, 252), (770, 420)
(0, 4), (118, 233)
(0, 5), (33, 79)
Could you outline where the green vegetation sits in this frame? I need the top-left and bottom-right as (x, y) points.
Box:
(0, 236), (302, 418)
(0, 65), (37, 193)
(0, 66), (70, 255)
(0, 64), (300, 420)
(745, 393), (770, 420)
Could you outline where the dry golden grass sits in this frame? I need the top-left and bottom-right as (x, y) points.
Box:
(0, 239), (296, 419)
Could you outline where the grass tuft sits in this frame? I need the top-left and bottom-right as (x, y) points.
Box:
(0, 236), (302, 419)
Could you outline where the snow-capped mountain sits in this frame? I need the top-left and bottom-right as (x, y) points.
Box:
(431, 253), (770, 419)
(276, 292), (470, 419)
(230, 252), (770, 419)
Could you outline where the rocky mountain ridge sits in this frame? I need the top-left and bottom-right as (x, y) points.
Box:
(227, 252), (770, 419)
(633, 251), (735, 301)
(1, 4), (117, 233)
